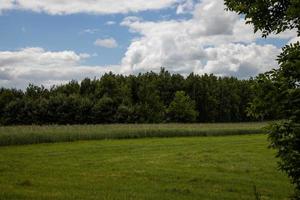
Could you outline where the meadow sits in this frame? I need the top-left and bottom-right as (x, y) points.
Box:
(0, 134), (293, 200)
(0, 122), (266, 146)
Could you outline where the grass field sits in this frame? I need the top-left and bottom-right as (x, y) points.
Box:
(0, 134), (293, 200)
(0, 122), (267, 146)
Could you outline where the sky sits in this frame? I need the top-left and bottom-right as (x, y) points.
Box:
(0, 0), (299, 89)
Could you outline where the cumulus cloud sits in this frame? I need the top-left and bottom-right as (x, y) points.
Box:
(0, 48), (118, 89)
(119, 0), (291, 76)
(0, 0), (179, 15)
(202, 43), (280, 78)
(94, 38), (118, 48)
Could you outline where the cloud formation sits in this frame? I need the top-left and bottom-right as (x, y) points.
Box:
(0, 0), (180, 15)
(0, 48), (118, 89)
(94, 38), (118, 48)
(0, 48), (84, 67)
(202, 43), (280, 77)
(119, 0), (290, 76)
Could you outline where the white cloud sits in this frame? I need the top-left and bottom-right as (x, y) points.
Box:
(192, 0), (238, 36)
(0, 48), (118, 89)
(0, 47), (83, 68)
(94, 38), (118, 48)
(119, 0), (290, 77)
(202, 43), (280, 78)
(0, 0), (14, 13)
(79, 53), (91, 59)
(288, 36), (300, 44)
(176, 0), (194, 14)
(106, 21), (116, 25)
(1, 0), (179, 15)
(268, 29), (298, 40)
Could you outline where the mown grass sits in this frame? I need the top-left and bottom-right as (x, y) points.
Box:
(0, 122), (266, 146)
(0, 134), (292, 199)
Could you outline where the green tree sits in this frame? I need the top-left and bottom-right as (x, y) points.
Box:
(92, 96), (116, 123)
(238, 79), (255, 121)
(77, 97), (93, 124)
(53, 80), (80, 96)
(80, 78), (96, 97)
(167, 91), (198, 122)
(0, 88), (23, 124)
(224, 0), (300, 37)
(246, 72), (283, 121)
(96, 72), (123, 103)
(265, 43), (300, 199)
(116, 104), (133, 123)
(3, 98), (26, 125)
(225, 0), (300, 198)
(157, 68), (176, 106)
(217, 77), (241, 122)
(0, 70), (256, 125)
(133, 72), (165, 123)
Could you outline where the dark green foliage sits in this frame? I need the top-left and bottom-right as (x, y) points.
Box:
(246, 72), (283, 121)
(3, 99), (26, 125)
(269, 43), (300, 199)
(224, 0), (300, 37)
(129, 72), (165, 123)
(80, 78), (96, 97)
(0, 69), (259, 125)
(277, 43), (300, 123)
(167, 91), (198, 122)
(247, 43), (300, 198)
(92, 96), (116, 123)
(267, 121), (300, 199)
(116, 104), (133, 123)
(224, 0), (300, 197)
(0, 88), (23, 124)
(77, 97), (94, 123)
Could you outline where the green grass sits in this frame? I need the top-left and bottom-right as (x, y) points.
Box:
(0, 122), (267, 146)
(0, 134), (293, 199)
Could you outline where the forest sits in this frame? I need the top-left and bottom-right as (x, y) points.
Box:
(0, 68), (277, 125)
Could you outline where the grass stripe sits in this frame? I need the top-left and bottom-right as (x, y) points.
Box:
(0, 123), (266, 146)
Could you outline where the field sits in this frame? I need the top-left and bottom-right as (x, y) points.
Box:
(0, 123), (266, 146)
(0, 128), (293, 200)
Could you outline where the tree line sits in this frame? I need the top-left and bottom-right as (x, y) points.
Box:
(0, 69), (270, 125)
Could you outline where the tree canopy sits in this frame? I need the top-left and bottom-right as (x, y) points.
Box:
(0, 69), (261, 125)
(224, 0), (300, 37)
(167, 91), (198, 122)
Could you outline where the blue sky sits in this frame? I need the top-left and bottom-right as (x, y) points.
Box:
(0, 4), (187, 66)
(1, 11), (135, 65)
(0, 0), (298, 89)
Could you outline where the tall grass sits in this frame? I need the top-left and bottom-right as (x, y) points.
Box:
(0, 122), (267, 146)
